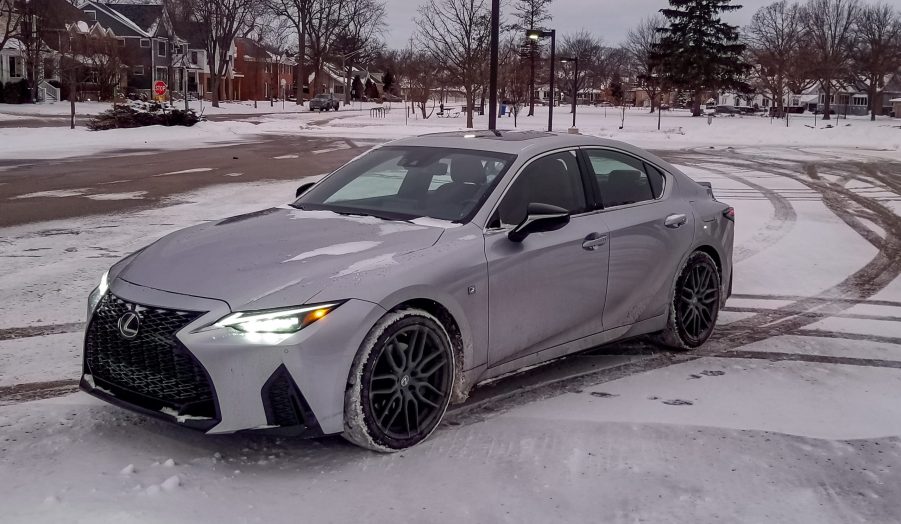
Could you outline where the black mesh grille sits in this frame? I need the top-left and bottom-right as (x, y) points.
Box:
(85, 294), (214, 417)
(265, 371), (304, 427)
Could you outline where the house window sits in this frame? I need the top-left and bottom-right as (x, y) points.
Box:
(85, 10), (96, 20)
(140, 38), (150, 48)
(157, 41), (166, 57)
(133, 65), (144, 76)
(117, 38), (125, 47)
(852, 96), (867, 106)
(155, 66), (168, 82)
(8, 56), (22, 77)
(190, 51), (198, 64)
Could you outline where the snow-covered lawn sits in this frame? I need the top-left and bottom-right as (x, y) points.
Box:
(2, 103), (899, 161)
(1, 142), (900, 522)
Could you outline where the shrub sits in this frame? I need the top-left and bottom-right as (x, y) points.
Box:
(3, 79), (31, 104)
(87, 100), (202, 130)
(0, 81), (5, 103)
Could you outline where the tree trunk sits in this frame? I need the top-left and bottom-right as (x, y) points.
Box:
(69, 71), (76, 130)
(527, 45), (535, 117)
(297, 25), (306, 104)
(822, 81), (831, 120)
(691, 92), (702, 117)
(869, 81), (878, 121)
(211, 77), (221, 107)
(465, 88), (474, 128)
(344, 65), (352, 106)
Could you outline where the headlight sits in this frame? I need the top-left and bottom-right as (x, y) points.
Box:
(87, 270), (110, 320)
(214, 302), (342, 334)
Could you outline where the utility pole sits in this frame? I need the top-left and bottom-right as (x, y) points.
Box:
(488, 0), (499, 130)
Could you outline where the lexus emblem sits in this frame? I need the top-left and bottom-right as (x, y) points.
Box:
(118, 311), (141, 339)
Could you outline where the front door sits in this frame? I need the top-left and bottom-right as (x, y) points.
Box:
(485, 150), (610, 367)
(582, 148), (695, 329)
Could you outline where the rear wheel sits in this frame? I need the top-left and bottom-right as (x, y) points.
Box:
(344, 309), (454, 452)
(655, 251), (721, 350)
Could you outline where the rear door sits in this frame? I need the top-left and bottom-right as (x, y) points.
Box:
(581, 148), (694, 329)
(485, 149), (610, 367)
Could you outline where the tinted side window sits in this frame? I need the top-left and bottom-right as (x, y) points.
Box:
(496, 150), (587, 227)
(585, 150), (657, 207)
(645, 163), (665, 198)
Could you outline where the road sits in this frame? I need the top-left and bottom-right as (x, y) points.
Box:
(1, 140), (901, 522)
(0, 135), (376, 226)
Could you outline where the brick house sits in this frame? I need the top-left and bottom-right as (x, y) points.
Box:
(234, 37), (294, 101)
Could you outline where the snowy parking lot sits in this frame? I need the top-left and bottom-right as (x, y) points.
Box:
(1, 107), (901, 522)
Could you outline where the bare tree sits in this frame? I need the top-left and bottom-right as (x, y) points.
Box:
(305, 0), (347, 97)
(267, 0), (310, 103)
(746, 1), (809, 117)
(801, 0), (859, 119)
(511, 0), (552, 116)
(407, 51), (438, 118)
(499, 35), (528, 126)
(851, 2), (901, 120)
(557, 30), (602, 111)
(626, 15), (664, 113)
(188, 0), (261, 107)
(0, 0), (24, 52)
(331, 0), (386, 105)
(415, 0), (491, 128)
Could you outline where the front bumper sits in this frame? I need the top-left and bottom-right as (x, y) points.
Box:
(81, 278), (386, 436)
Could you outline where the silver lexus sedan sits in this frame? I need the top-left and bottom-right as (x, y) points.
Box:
(81, 131), (734, 451)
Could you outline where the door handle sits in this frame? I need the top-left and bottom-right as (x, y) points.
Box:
(665, 214), (687, 229)
(582, 233), (607, 251)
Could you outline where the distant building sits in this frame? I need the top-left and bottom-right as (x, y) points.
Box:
(233, 37), (295, 101)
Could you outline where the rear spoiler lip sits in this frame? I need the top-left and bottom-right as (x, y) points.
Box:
(697, 181), (713, 189)
(696, 181), (715, 198)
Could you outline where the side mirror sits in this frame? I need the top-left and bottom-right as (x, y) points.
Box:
(295, 182), (315, 198)
(508, 203), (570, 242)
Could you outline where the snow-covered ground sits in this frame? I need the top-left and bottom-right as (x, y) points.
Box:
(1, 139), (900, 521)
(2, 103), (900, 161)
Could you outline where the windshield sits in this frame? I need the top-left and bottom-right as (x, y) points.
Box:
(294, 146), (515, 222)
(314, 94), (330, 99)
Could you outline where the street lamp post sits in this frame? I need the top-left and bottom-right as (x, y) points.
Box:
(526, 28), (555, 132)
(488, 0), (500, 131)
(560, 56), (579, 129)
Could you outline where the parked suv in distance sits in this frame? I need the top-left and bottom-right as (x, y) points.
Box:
(310, 93), (340, 111)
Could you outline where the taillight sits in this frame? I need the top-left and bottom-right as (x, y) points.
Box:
(723, 207), (735, 221)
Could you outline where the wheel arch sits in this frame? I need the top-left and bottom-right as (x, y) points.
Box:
(383, 296), (470, 404)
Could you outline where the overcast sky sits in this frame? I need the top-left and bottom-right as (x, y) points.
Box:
(382, 0), (773, 49)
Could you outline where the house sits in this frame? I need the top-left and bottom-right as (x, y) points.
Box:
(234, 37), (294, 100)
(170, 19), (210, 100)
(891, 98), (901, 118)
(0, 38), (25, 86)
(1, 0), (25, 86)
(79, 2), (179, 98)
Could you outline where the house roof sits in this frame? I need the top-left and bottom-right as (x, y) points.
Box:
(102, 3), (163, 35)
(82, 1), (151, 37)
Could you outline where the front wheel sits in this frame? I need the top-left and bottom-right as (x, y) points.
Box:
(344, 309), (455, 452)
(654, 250), (721, 350)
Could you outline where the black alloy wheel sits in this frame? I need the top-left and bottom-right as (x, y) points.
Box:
(655, 250), (721, 350)
(676, 257), (720, 344)
(345, 310), (454, 451)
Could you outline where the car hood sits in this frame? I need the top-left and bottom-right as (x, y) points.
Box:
(118, 207), (447, 311)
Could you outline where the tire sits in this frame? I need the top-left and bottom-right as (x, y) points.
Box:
(344, 309), (455, 452)
(654, 250), (721, 350)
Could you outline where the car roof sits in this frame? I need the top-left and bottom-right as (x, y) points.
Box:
(387, 130), (640, 156)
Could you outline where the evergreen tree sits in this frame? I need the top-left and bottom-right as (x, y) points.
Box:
(383, 69), (395, 94)
(652, 0), (749, 116)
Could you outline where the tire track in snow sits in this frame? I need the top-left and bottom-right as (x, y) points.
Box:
(667, 150), (901, 353)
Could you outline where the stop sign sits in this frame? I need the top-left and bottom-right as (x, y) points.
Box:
(153, 81), (167, 96)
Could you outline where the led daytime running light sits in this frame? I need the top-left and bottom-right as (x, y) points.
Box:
(215, 303), (339, 334)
